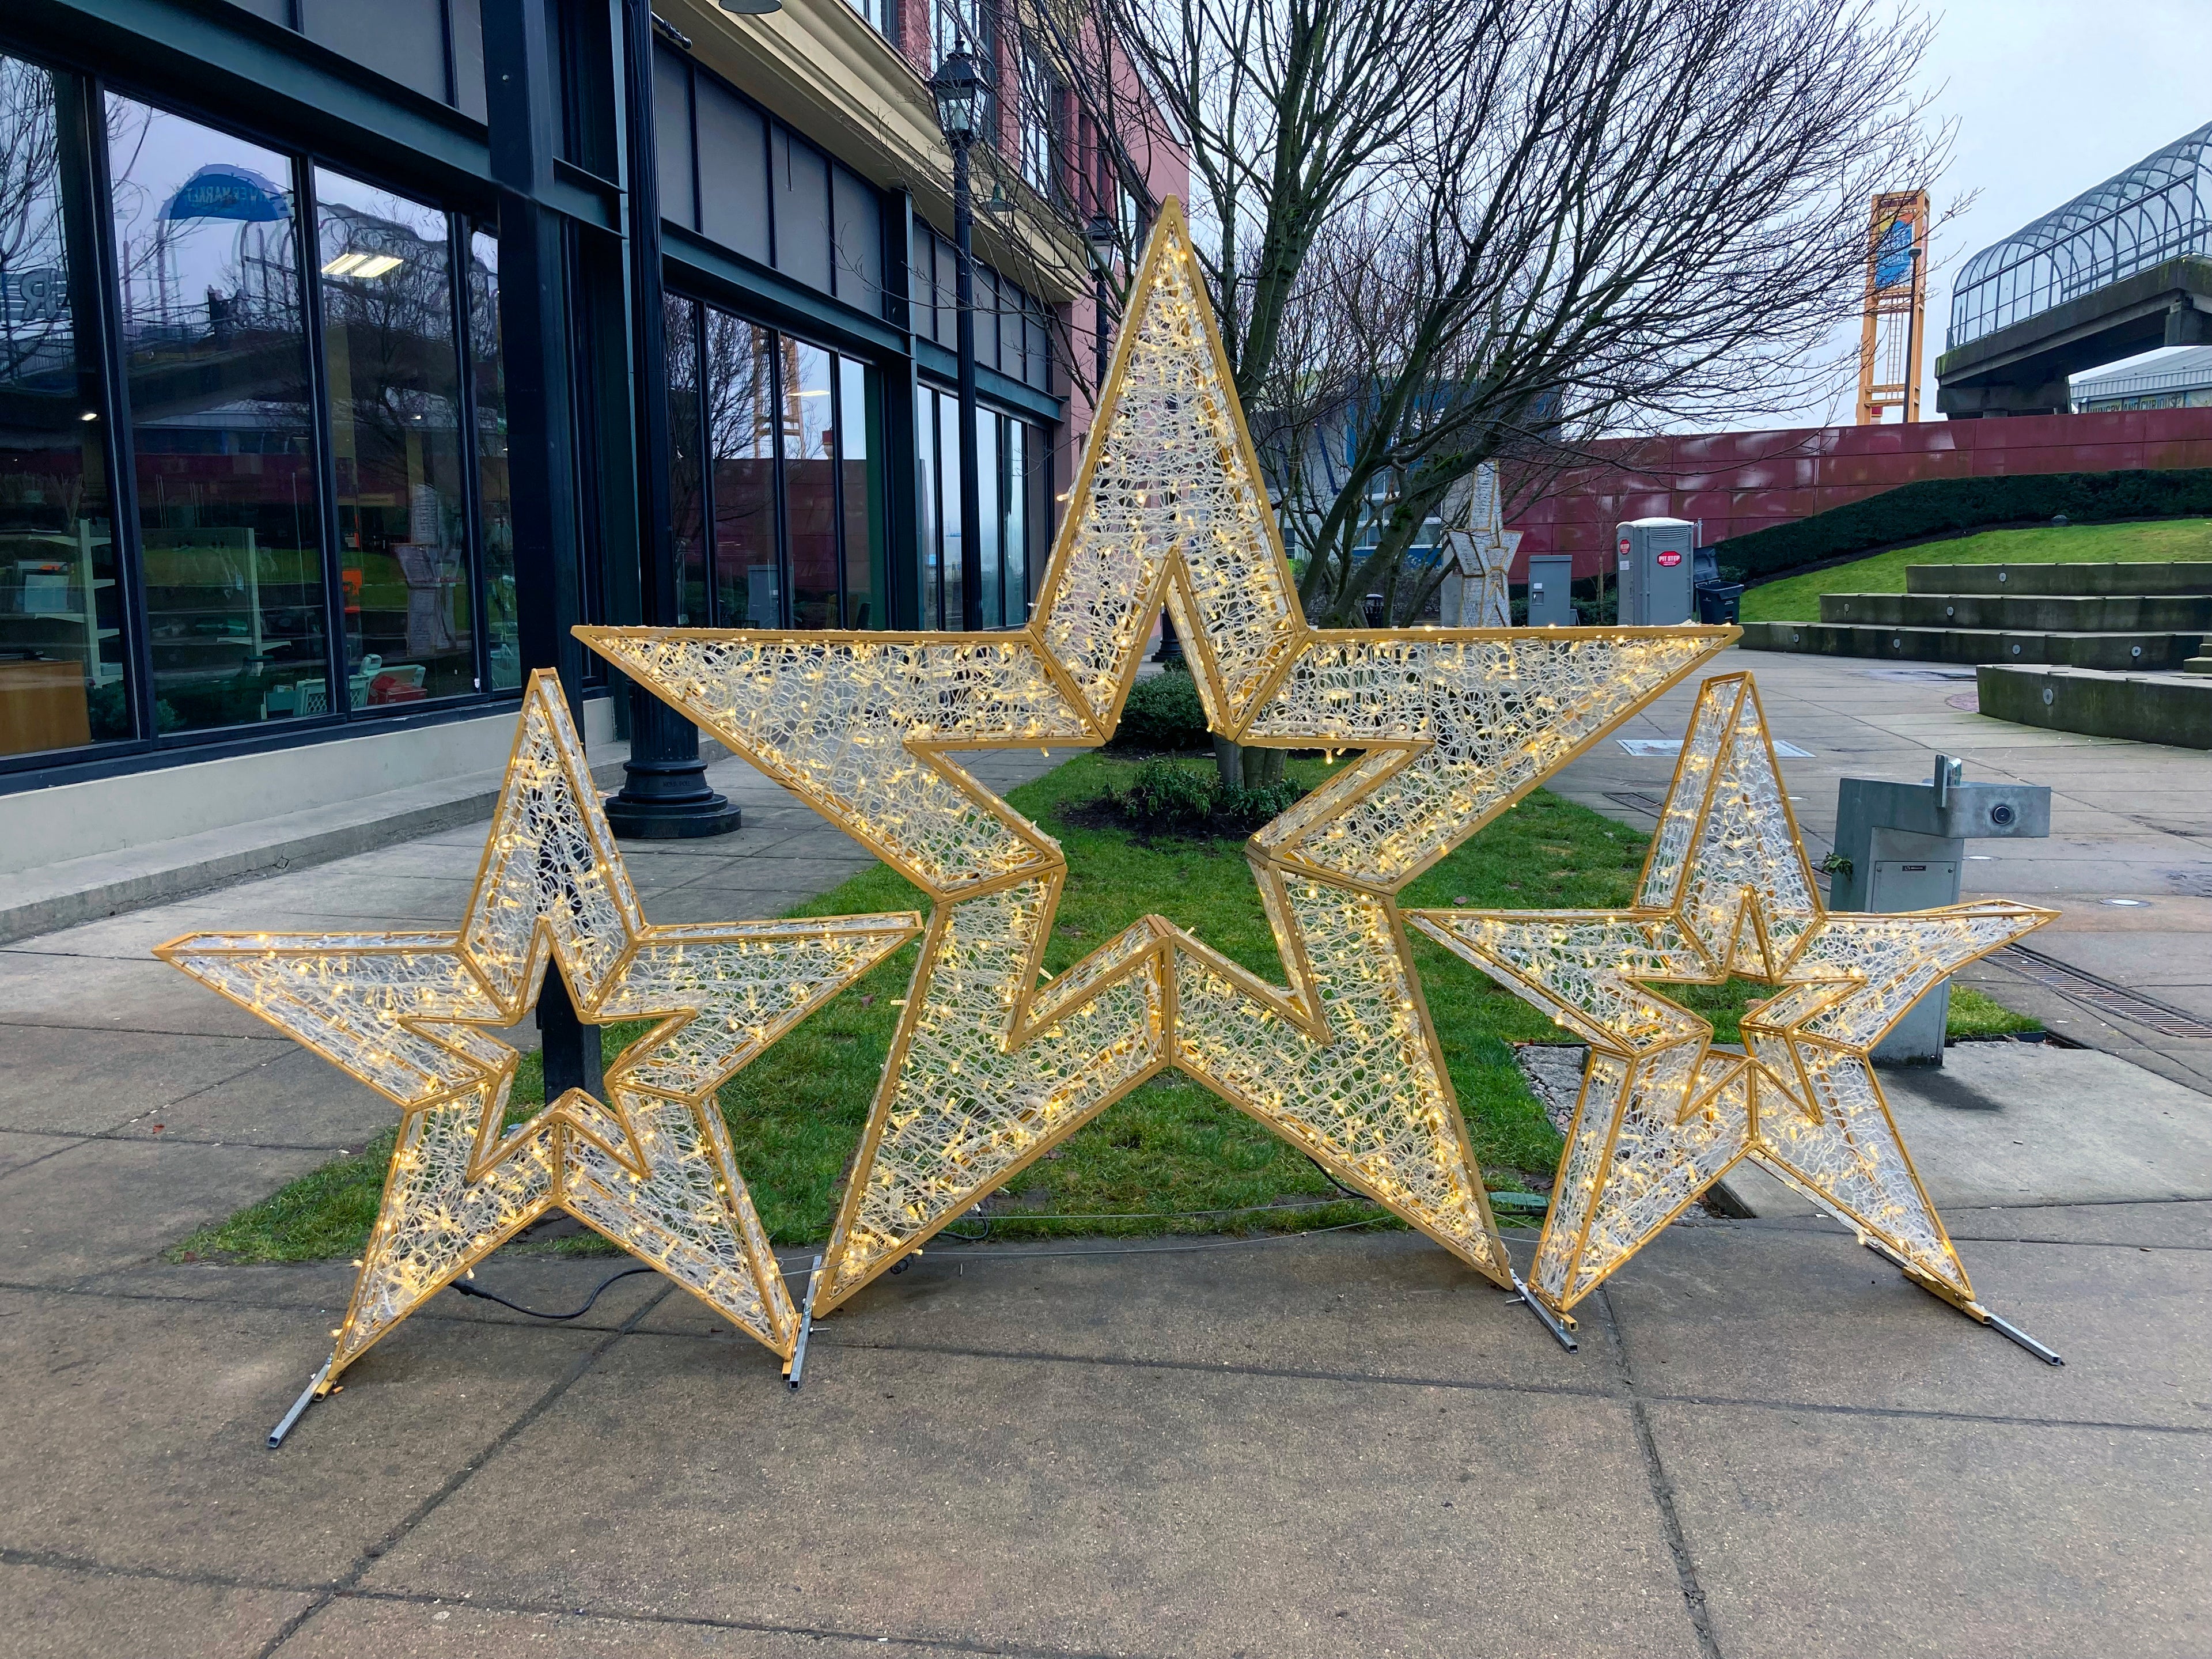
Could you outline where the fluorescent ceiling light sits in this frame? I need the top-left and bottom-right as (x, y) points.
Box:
(321, 251), (404, 279)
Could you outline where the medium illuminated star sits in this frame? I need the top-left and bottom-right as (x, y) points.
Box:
(583, 202), (1734, 1316)
(1410, 672), (2054, 1321)
(158, 672), (918, 1380)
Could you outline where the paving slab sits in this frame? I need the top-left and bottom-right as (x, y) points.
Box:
(273, 1597), (980, 1659)
(358, 1341), (1703, 1659)
(1647, 1403), (2212, 1659)
(0, 1024), (273, 1136)
(657, 1228), (1600, 1399)
(0, 1286), (628, 1586)
(0, 1559), (314, 1659)
(99, 1045), (394, 1150)
(0, 1128), (80, 1179)
(0, 1139), (331, 1284)
(0, 949), (285, 1040)
(1597, 1218), (2211, 1430)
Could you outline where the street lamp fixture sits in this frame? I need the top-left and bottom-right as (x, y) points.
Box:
(1084, 211), (1115, 388)
(931, 49), (986, 631)
(930, 50), (984, 139)
(1083, 213), (1116, 274)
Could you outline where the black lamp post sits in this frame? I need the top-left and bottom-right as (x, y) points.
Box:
(931, 50), (986, 632)
(604, 0), (741, 839)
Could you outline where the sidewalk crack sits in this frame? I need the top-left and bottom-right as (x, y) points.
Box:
(1600, 1287), (1724, 1659)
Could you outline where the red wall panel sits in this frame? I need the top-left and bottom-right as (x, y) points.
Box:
(1507, 408), (2212, 579)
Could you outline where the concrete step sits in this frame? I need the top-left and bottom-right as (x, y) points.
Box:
(1905, 560), (2212, 597)
(1978, 664), (2212, 749)
(1737, 620), (2205, 669)
(1820, 592), (2212, 630)
(2183, 657), (2212, 676)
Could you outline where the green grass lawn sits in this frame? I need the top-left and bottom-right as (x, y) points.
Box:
(177, 753), (2038, 1263)
(1741, 517), (2212, 623)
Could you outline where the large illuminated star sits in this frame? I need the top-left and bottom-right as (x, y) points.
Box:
(158, 672), (918, 1380)
(1410, 672), (2054, 1321)
(582, 202), (1735, 1316)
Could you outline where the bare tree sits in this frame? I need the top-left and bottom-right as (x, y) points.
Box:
(1081, 0), (1950, 782)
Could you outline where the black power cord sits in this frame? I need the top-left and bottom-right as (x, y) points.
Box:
(449, 1265), (657, 1321)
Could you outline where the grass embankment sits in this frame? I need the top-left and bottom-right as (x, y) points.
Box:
(1740, 517), (2212, 624)
(179, 754), (2036, 1263)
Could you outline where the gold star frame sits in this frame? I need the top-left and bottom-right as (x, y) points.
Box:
(1411, 672), (2054, 1328)
(158, 672), (919, 1385)
(581, 200), (1737, 1318)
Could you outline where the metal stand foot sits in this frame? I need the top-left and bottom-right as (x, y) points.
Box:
(1981, 1308), (2065, 1366)
(1862, 1239), (2063, 1366)
(269, 1361), (331, 1449)
(1509, 1274), (1578, 1353)
(783, 1255), (823, 1389)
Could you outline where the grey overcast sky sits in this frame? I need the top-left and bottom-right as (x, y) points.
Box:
(1752, 0), (2211, 431)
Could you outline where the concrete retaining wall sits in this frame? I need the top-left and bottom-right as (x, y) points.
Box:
(1977, 665), (2212, 749)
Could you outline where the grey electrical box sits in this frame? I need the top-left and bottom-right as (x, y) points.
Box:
(1526, 554), (1576, 626)
(1616, 517), (1696, 626)
(1830, 756), (2051, 1065)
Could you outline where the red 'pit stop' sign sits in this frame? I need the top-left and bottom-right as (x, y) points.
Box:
(1657, 550), (1683, 567)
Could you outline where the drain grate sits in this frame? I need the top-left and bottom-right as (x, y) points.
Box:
(1604, 790), (1671, 816)
(1994, 944), (2212, 1039)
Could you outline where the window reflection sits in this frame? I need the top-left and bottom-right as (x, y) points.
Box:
(838, 356), (880, 629)
(108, 98), (325, 731)
(937, 391), (964, 629)
(1, 58), (126, 755)
(915, 384), (939, 628)
(783, 338), (836, 628)
(467, 228), (516, 688)
(706, 309), (774, 626)
(664, 294), (705, 626)
(316, 167), (469, 709)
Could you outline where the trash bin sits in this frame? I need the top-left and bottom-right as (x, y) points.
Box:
(1695, 582), (1743, 625)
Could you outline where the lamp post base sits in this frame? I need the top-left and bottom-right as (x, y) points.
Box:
(604, 683), (743, 840)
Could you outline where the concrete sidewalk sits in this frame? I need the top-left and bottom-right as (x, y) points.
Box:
(1553, 646), (2212, 1093)
(1, 660), (2209, 1657)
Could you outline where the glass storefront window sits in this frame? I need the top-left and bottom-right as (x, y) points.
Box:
(783, 338), (836, 628)
(1, 58), (126, 756)
(1004, 416), (1028, 621)
(975, 410), (1001, 627)
(664, 294), (706, 626)
(915, 384), (940, 628)
(937, 391), (964, 630)
(838, 356), (880, 629)
(914, 388), (1043, 631)
(706, 309), (775, 626)
(315, 167), (471, 710)
(108, 98), (325, 732)
(467, 227), (517, 688)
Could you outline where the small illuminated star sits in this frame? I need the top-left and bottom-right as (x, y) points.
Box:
(1411, 672), (2053, 1319)
(159, 672), (918, 1380)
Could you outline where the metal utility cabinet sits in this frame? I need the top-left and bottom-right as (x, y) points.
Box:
(1829, 756), (2051, 1064)
(1527, 554), (1576, 626)
(1616, 517), (1697, 625)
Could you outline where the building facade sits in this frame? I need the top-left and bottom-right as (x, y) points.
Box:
(0, 0), (1179, 872)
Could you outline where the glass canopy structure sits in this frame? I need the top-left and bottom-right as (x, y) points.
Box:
(1948, 120), (2212, 350)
